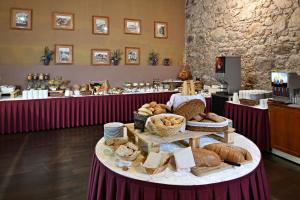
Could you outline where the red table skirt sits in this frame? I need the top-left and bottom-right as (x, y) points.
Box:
(87, 154), (270, 200)
(0, 93), (211, 134)
(224, 102), (270, 151)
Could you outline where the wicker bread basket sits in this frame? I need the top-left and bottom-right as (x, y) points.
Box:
(173, 99), (205, 121)
(146, 114), (185, 137)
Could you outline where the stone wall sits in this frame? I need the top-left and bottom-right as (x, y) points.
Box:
(185, 0), (300, 89)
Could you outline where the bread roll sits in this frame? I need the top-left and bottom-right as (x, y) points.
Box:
(149, 101), (157, 107)
(154, 108), (166, 115)
(206, 113), (224, 122)
(204, 143), (252, 163)
(192, 115), (204, 122)
(153, 118), (164, 126)
(158, 104), (167, 109)
(142, 103), (150, 108)
(138, 108), (153, 115)
(199, 112), (207, 118)
(192, 148), (221, 167)
(138, 111), (150, 116)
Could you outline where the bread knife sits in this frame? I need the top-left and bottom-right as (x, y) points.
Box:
(224, 160), (241, 167)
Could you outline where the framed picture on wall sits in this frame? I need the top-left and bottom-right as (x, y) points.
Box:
(55, 44), (73, 64)
(154, 21), (168, 39)
(92, 16), (109, 35)
(124, 18), (141, 34)
(91, 49), (111, 65)
(125, 47), (140, 65)
(10, 8), (32, 30)
(52, 12), (74, 30)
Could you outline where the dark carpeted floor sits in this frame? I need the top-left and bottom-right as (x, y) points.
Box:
(0, 126), (299, 200)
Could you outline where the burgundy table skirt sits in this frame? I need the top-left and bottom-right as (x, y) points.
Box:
(224, 102), (270, 151)
(87, 154), (270, 200)
(0, 93), (211, 134)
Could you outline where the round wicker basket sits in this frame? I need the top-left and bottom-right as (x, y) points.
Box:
(173, 99), (206, 121)
(146, 114), (185, 137)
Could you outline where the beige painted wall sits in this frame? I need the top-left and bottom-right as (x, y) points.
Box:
(0, 0), (185, 65)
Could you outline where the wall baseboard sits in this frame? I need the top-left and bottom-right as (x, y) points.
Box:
(272, 148), (300, 165)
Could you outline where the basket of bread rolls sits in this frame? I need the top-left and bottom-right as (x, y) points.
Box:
(146, 113), (185, 137)
(134, 101), (168, 131)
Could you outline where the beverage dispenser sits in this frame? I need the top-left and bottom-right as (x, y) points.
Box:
(215, 56), (241, 94)
(272, 72), (300, 104)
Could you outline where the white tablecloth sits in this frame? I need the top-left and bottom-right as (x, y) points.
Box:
(95, 133), (261, 186)
(167, 93), (206, 109)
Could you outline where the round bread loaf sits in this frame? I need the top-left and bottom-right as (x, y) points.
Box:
(192, 148), (221, 167)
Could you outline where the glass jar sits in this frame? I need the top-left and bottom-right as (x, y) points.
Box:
(32, 74), (38, 80)
(44, 73), (50, 80)
(27, 74), (32, 81)
(39, 73), (44, 80)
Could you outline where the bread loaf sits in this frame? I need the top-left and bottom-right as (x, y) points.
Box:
(192, 148), (221, 167)
(204, 143), (252, 163)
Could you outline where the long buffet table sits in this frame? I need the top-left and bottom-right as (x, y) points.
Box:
(224, 101), (270, 151)
(0, 92), (212, 134)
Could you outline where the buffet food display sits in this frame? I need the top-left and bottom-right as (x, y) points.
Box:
(97, 80), (254, 179)
(7, 74), (178, 100)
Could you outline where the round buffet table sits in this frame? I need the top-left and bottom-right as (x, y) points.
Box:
(87, 134), (270, 200)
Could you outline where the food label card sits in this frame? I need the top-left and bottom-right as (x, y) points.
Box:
(174, 147), (195, 169)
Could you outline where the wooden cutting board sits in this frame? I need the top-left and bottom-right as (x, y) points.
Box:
(191, 162), (232, 176)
